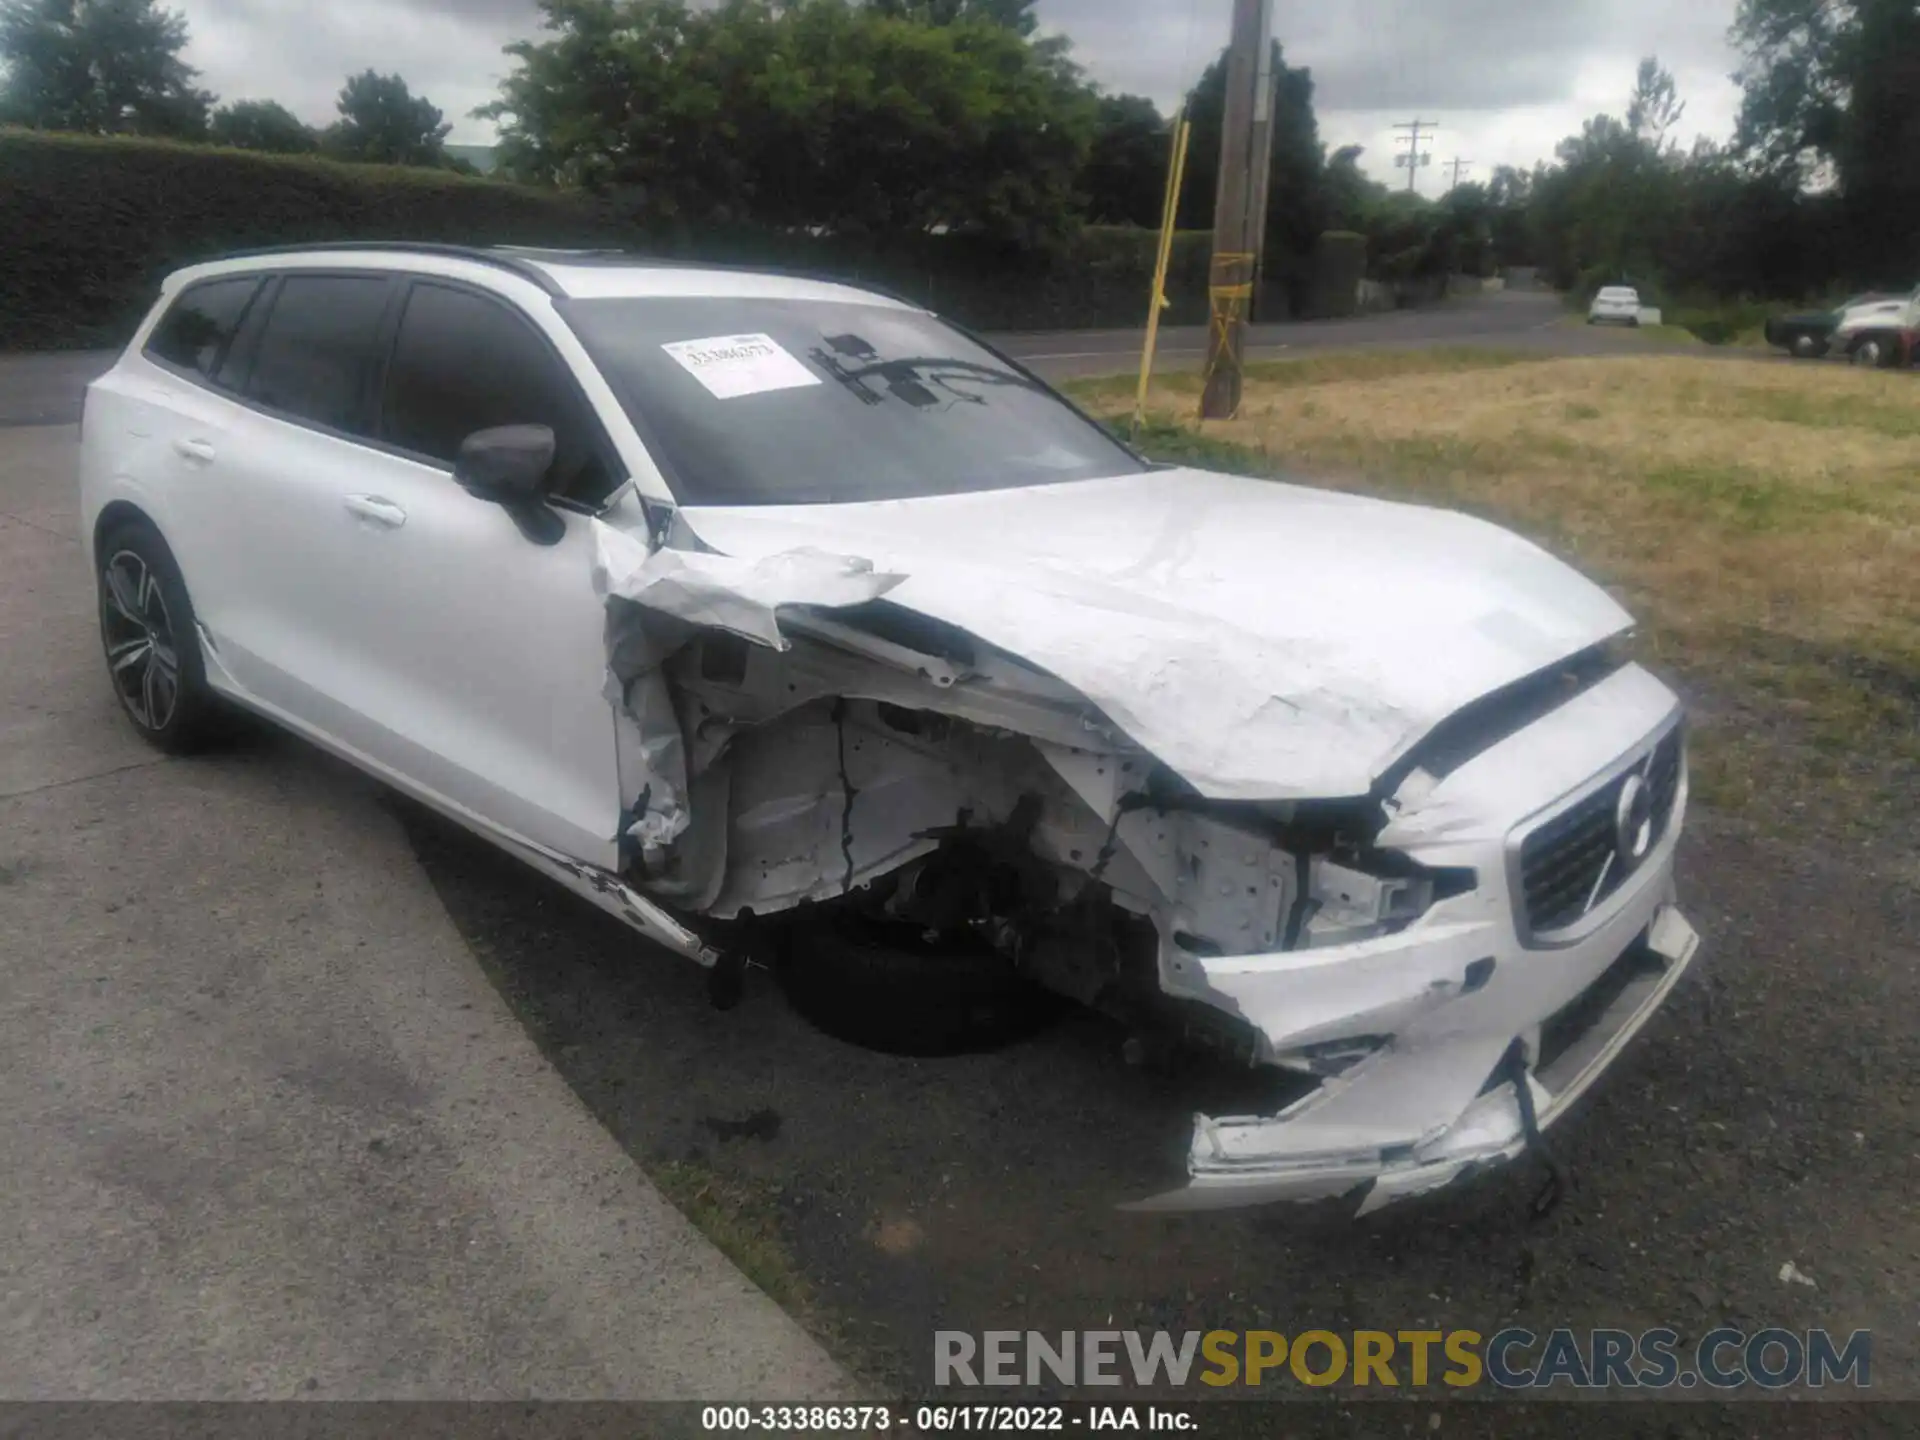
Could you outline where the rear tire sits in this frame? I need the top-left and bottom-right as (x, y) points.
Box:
(776, 913), (1064, 1057)
(96, 519), (224, 754)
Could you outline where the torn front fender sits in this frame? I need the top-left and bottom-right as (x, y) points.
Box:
(590, 520), (911, 868)
(590, 521), (906, 651)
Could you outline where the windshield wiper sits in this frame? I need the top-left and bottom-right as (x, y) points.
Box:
(808, 347), (1049, 412)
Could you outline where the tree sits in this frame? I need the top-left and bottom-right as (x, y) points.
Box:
(1364, 190), (1447, 287)
(209, 98), (317, 154)
(483, 0), (1096, 250)
(1627, 57), (1687, 154)
(1514, 57), (1845, 301)
(1734, 0), (1920, 282)
(1080, 93), (1168, 227)
(1521, 56), (1711, 295)
(325, 69), (451, 167)
(0, 0), (213, 137)
(866, 0), (1037, 33)
(1437, 180), (1495, 276)
(1322, 144), (1387, 232)
(1485, 163), (1535, 266)
(1730, 0), (1852, 181)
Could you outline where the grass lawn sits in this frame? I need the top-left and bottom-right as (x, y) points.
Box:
(1068, 350), (1919, 835)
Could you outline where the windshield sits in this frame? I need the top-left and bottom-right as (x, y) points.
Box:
(564, 296), (1147, 507)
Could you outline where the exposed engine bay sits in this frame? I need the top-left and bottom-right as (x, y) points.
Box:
(596, 525), (1476, 1067)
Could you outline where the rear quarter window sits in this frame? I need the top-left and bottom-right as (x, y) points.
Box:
(143, 277), (262, 383)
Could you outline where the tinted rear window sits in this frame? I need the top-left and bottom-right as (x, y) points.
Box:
(565, 297), (1146, 507)
(247, 274), (392, 435)
(145, 278), (260, 382)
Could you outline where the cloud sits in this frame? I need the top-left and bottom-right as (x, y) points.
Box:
(1039, 0), (1744, 188)
(171, 0), (1745, 177)
(177, 0), (542, 140)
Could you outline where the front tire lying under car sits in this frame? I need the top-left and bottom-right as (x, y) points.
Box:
(776, 913), (1063, 1057)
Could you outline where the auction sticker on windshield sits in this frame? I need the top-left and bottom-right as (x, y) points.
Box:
(662, 333), (823, 400)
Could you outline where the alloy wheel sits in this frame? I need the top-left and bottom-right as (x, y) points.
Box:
(101, 550), (181, 731)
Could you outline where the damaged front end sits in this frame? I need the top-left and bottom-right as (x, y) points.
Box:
(588, 516), (1698, 1216)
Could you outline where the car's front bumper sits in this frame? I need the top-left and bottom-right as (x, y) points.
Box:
(1131, 901), (1696, 1213)
(1130, 662), (1697, 1215)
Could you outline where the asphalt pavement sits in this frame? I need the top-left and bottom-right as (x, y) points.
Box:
(0, 424), (849, 1399)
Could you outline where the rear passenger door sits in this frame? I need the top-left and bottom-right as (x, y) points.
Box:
(122, 273), (268, 623)
(168, 271), (401, 720)
(300, 278), (629, 868)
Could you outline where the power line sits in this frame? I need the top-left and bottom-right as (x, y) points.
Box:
(1445, 157), (1473, 189)
(1393, 118), (1436, 193)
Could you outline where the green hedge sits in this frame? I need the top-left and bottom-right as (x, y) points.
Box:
(0, 128), (626, 348)
(0, 128), (1217, 348)
(670, 224), (1217, 333)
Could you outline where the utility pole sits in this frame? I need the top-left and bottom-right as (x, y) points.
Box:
(1199, 0), (1275, 421)
(1445, 157), (1472, 190)
(1393, 118), (1436, 193)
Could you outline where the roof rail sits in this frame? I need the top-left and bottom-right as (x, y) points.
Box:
(212, 241), (567, 296)
(213, 239), (940, 313)
(492, 246), (936, 313)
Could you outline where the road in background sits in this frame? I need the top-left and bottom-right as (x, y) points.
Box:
(990, 287), (1646, 378)
(2, 290), (1702, 428)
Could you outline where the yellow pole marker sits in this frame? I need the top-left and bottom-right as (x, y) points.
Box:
(1132, 112), (1193, 441)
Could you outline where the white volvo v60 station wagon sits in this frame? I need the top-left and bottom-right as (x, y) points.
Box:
(80, 244), (1698, 1214)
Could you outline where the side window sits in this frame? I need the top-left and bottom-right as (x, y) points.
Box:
(246, 274), (393, 436)
(144, 278), (260, 383)
(380, 282), (618, 505)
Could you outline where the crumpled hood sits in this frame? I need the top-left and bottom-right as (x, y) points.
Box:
(677, 467), (1632, 800)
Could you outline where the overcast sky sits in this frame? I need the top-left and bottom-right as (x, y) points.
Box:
(174, 0), (1745, 191)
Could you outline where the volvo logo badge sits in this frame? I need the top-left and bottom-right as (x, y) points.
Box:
(1614, 773), (1655, 868)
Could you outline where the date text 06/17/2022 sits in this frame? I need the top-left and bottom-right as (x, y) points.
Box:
(700, 1405), (1196, 1432)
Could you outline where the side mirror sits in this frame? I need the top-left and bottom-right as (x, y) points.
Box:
(453, 424), (564, 546)
(454, 424), (555, 497)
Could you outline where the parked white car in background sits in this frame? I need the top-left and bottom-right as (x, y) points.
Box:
(80, 244), (1698, 1215)
(1587, 286), (1642, 325)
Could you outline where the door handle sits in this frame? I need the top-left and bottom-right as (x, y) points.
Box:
(173, 437), (215, 463)
(343, 494), (407, 530)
